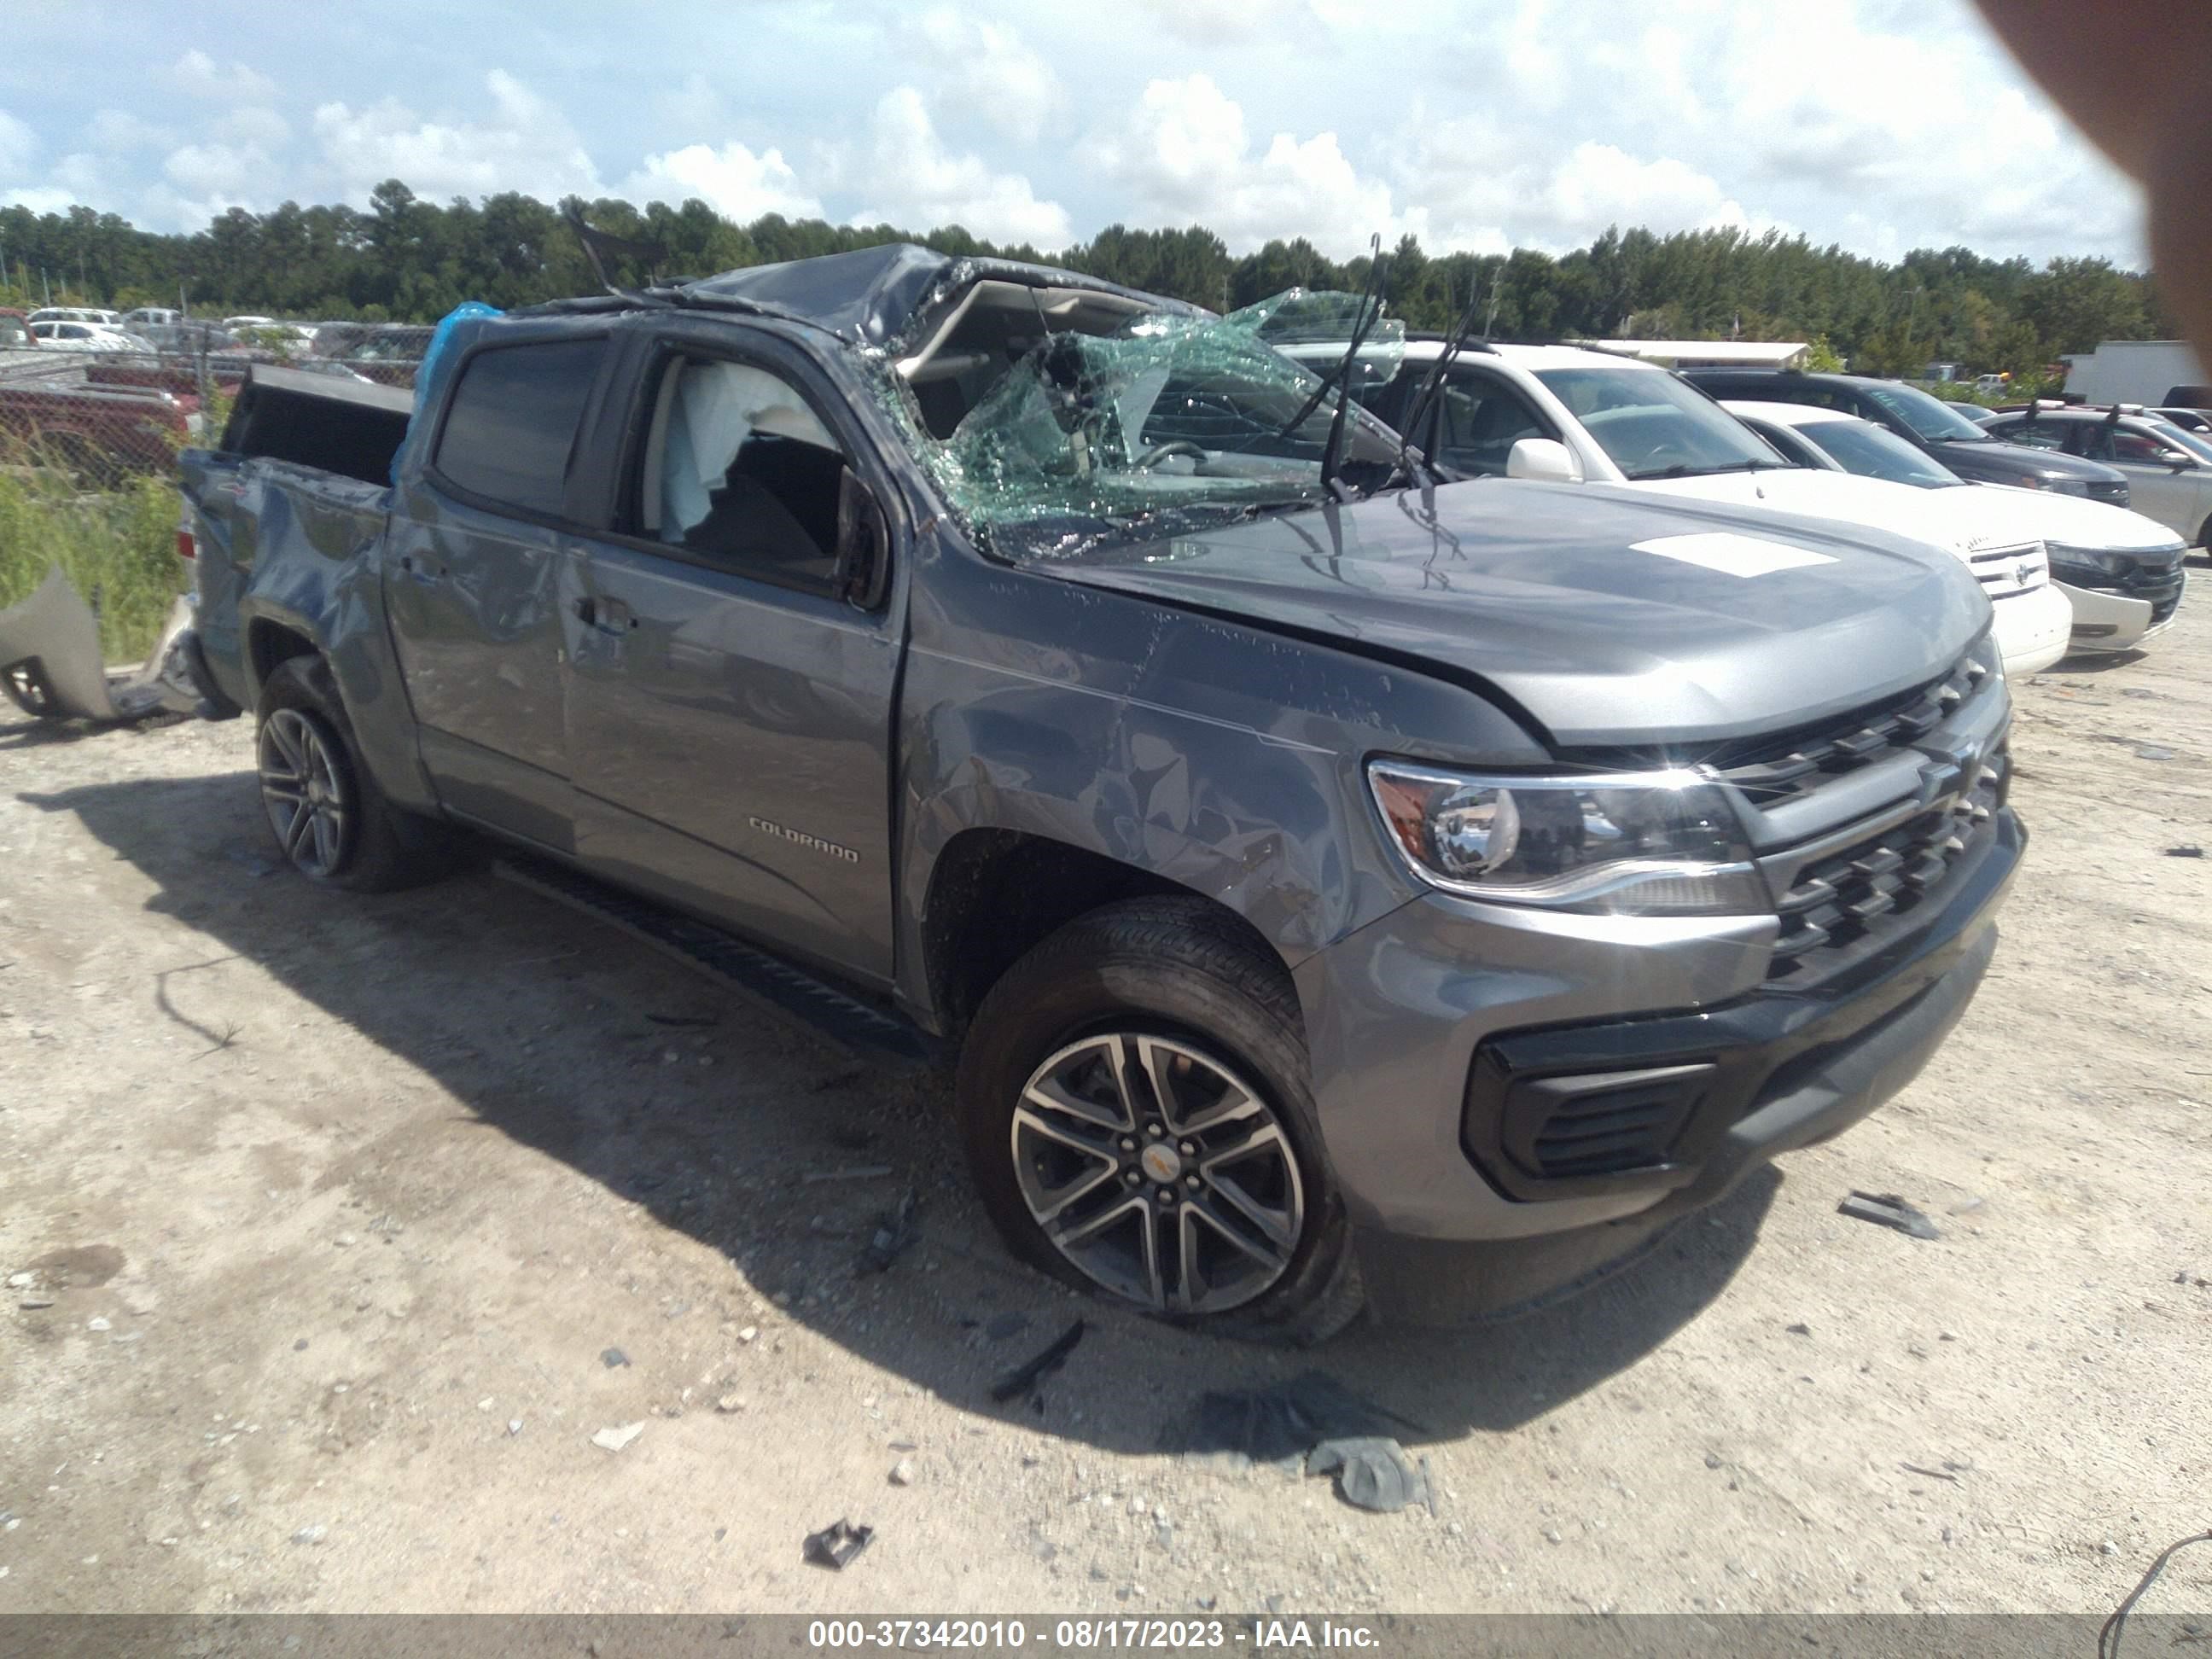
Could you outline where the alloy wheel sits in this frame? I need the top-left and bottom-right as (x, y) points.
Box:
(258, 707), (350, 877)
(1010, 1031), (1305, 1315)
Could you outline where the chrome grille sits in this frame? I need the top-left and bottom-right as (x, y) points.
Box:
(1707, 653), (1993, 812)
(1966, 541), (2047, 599)
(1765, 749), (2007, 982)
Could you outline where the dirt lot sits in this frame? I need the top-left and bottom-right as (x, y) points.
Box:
(1, 588), (2208, 1620)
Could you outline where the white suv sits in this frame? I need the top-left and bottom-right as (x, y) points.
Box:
(1289, 338), (2074, 676)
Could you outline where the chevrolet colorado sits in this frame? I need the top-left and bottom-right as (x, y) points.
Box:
(168, 247), (2022, 1339)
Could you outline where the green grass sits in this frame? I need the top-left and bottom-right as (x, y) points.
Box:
(0, 469), (188, 664)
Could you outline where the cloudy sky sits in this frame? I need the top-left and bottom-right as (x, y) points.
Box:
(0, 0), (2146, 266)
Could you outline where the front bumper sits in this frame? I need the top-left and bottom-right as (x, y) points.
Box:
(1993, 586), (2071, 677)
(1295, 803), (2023, 1325)
(2055, 569), (2185, 653)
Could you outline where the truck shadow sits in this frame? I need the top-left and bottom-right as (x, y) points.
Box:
(20, 767), (1779, 1458)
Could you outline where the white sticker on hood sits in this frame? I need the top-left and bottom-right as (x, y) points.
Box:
(1630, 532), (1839, 578)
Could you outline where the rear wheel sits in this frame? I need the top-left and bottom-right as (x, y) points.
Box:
(956, 897), (1361, 1344)
(254, 655), (458, 891)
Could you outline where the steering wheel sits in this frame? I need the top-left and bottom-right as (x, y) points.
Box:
(1637, 439), (1696, 471)
(1130, 439), (1208, 469)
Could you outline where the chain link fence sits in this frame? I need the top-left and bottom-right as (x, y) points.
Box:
(0, 318), (428, 484)
(0, 317), (429, 663)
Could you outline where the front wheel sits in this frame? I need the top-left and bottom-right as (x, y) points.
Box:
(955, 897), (1361, 1344)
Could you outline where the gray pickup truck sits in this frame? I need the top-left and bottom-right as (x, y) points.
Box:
(171, 244), (2021, 1340)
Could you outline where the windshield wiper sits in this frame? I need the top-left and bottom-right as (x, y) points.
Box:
(1379, 281), (1489, 496)
(1278, 236), (1388, 504)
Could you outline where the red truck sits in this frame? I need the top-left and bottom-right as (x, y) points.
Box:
(0, 375), (202, 480)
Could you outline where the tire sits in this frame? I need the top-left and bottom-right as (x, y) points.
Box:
(253, 655), (457, 892)
(955, 896), (1362, 1345)
(3, 658), (61, 719)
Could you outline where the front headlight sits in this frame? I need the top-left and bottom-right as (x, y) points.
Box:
(1365, 761), (1766, 916)
(2046, 542), (2179, 580)
(2047, 478), (2090, 498)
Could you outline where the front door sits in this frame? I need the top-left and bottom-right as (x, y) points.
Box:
(385, 334), (608, 849)
(563, 337), (900, 982)
(2088, 422), (2212, 544)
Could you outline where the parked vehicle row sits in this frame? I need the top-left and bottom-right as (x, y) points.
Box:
(142, 246), (2031, 1342)
(1279, 338), (2079, 675)
(1728, 401), (2189, 655)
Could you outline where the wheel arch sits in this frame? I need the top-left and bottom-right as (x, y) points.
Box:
(917, 828), (1293, 1043)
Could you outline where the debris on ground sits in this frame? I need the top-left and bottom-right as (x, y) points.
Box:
(1307, 1437), (1429, 1514)
(803, 1518), (874, 1570)
(1169, 1372), (1426, 1468)
(989, 1318), (1086, 1404)
(859, 1187), (921, 1274)
(2167, 845), (2204, 859)
(2134, 745), (2177, 761)
(1786, 1322), (1812, 1336)
(889, 1458), (916, 1487)
(590, 1422), (644, 1453)
(1838, 1190), (1941, 1241)
(600, 1347), (631, 1369)
(1899, 1462), (1960, 1482)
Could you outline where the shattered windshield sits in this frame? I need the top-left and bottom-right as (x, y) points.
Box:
(887, 289), (1405, 561)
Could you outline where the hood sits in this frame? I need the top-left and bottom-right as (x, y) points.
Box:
(1973, 483), (2187, 551)
(1927, 438), (2124, 487)
(1633, 469), (1991, 558)
(1045, 480), (1991, 748)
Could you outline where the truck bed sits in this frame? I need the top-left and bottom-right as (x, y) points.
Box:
(218, 364), (415, 486)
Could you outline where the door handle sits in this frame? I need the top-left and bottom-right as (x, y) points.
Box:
(573, 596), (636, 634)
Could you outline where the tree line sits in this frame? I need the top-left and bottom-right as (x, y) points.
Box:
(0, 181), (2176, 386)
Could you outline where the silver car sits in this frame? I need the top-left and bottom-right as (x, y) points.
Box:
(1983, 405), (2212, 547)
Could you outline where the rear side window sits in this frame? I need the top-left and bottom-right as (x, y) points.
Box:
(434, 338), (606, 519)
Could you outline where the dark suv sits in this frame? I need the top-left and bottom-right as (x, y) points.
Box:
(1684, 370), (2131, 506)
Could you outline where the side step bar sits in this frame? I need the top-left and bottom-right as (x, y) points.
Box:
(492, 855), (945, 1070)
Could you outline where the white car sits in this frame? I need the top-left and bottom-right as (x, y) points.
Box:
(1980, 404), (2212, 548)
(27, 306), (121, 328)
(1731, 399), (2188, 655)
(28, 320), (148, 353)
(1294, 338), (2074, 676)
(121, 306), (183, 330)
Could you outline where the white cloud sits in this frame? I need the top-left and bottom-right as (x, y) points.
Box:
(3, 186), (74, 215)
(623, 143), (822, 221)
(836, 87), (1070, 246)
(86, 108), (172, 154)
(171, 49), (277, 105)
(909, 9), (1061, 142)
(0, 108), (38, 175)
(163, 143), (271, 200)
(1096, 74), (1401, 255)
(312, 71), (602, 204)
(217, 107), (292, 150)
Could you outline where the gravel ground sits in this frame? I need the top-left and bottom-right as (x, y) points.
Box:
(0, 581), (2207, 1618)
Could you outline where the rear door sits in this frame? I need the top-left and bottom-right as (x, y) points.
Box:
(385, 332), (607, 850)
(562, 327), (902, 983)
